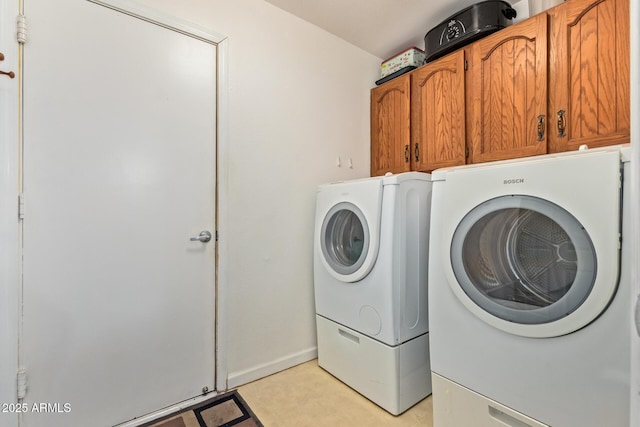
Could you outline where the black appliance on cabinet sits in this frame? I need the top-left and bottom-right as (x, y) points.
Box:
(424, 1), (517, 63)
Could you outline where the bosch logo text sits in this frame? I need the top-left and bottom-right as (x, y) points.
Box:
(503, 179), (524, 184)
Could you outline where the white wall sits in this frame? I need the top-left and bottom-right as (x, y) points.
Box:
(128, 0), (381, 387)
(510, 0), (531, 23)
(0, 0), (20, 422)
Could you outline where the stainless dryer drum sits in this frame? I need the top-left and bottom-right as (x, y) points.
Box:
(321, 202), (370, 276)
(450, 195), (597, 325)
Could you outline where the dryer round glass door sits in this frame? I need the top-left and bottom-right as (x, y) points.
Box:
(321, 202), (370, 277)
(450, 195), (597, 327)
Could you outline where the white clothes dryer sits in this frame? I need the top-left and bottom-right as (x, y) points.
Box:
(314, 171), (433, 415)
(428, 145), (632, 427)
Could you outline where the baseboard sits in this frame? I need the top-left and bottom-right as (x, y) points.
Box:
(226, 347), (318, 389)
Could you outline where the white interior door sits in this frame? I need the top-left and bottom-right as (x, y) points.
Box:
(21, 1), (216, 425)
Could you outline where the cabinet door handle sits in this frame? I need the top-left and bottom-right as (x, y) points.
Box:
(557, 109), (566, 137)
(404, 144), (409, 163)
(537, 114), (545, 141)
(414, 143), (420, 163)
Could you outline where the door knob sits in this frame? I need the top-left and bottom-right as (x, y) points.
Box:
(190, 231), (212, 243)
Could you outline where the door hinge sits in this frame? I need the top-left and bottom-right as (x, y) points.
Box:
(16, 15), (27, 44)
(465, 146), (469, 158)
(18, 193), (25, 220)
(464, 59), (468, 71)
(215, 231), (219, 241)
(17, 369), (27, 399)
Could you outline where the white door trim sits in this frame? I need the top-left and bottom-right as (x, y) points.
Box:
(85, 0), (232, 394)
(87, 0), (227, 44)
(0, 0), (20, 419)
(215, 37), (231, 392)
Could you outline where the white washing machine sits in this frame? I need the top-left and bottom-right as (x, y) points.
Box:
(429, 145), (632, 427)
(314, 171), (433, 415)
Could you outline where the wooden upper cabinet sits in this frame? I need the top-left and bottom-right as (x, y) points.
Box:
(370, 0), (629, 174)
(548, 0), (630, 152)
(370, 74), (411, 176)
(469, 14), (548, 163)
(411, 50), (467, 172)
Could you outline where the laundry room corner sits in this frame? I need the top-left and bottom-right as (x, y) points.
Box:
(1, 0), (639, 425)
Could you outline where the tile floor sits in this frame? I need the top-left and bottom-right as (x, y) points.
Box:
(237, 359), (433, 427)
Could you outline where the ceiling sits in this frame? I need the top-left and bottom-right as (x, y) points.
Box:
(264, 0), (528, 60)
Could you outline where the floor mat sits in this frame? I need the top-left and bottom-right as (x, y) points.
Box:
(141, 391), (263, 427)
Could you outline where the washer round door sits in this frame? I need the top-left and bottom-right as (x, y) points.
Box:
(449, 195), (609, 337)
(320, 202), (372, 282)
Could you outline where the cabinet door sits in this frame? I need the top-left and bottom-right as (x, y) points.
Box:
(469, 14), (548, 163)
(548, 0), (630, 152)
(370, 74), (411, 176)
(411, 50), (466, 172)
